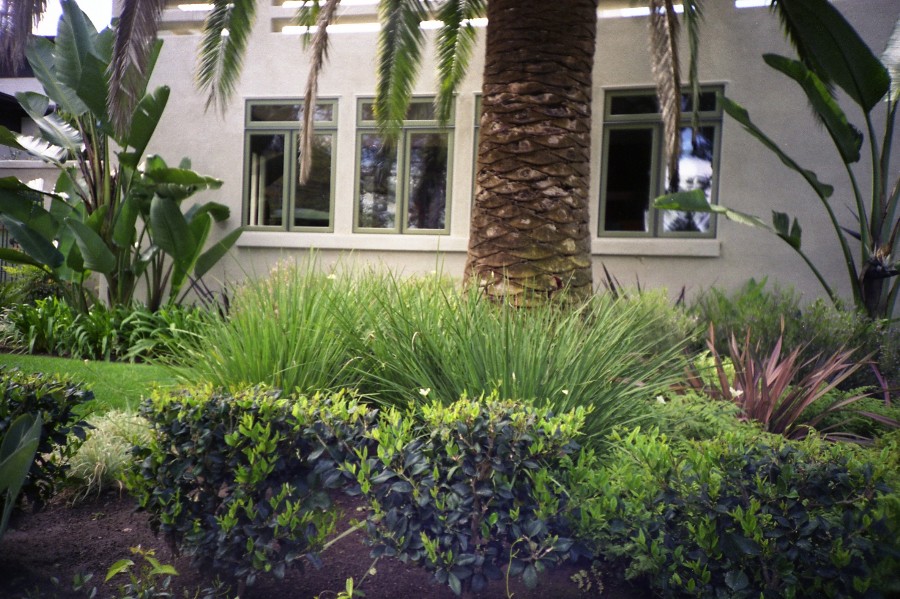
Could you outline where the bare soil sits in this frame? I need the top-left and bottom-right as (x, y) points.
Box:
(0, 490), (650, 599)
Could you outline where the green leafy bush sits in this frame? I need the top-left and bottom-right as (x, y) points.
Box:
(129, 386), (376, 589)
(350, 395), (585, 595)
(566, 427), (899, 598)
(652, 391), (751, 441)
(0, 367), (92, 505)
(0, 413), (41, 541)
(0, 265), (65, 308)
(689, 279), (898, 391)
(3, 297), (212, 361)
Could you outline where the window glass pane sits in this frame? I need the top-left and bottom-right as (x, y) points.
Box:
(294, 133), (333, 228)
(663, 126), (715, 233)
(247, 133), (286, 226)
(603, 128), (654, 232)
(406, 132), (448, 230)
(251, 104), (301, 121)
(358, 134), (398, 229)
(405, 102), (436, 120)
(610, 94), (659, 115)
(313, 103), (334, 122)
(360, 102), (376, 121)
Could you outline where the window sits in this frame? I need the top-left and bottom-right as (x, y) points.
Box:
(599, 88), (722, 237)
(243, 99), (337, 231)
(355, 98), (453, 234)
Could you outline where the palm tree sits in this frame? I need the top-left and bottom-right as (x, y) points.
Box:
(1, 0), (695, 303)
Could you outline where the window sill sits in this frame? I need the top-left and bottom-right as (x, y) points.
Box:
(592, 237), (720, 257)
(0, 160), (50, 168)
(239, 232), (721, 257)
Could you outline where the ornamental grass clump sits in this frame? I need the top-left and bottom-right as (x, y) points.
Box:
(347, 277), (687, 442)
(169, 259), (368, 394)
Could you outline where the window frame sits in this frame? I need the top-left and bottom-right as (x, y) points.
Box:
(242, 98), (338, 233)
(598, 87), (723, 239)
(353, 97), (454, 235)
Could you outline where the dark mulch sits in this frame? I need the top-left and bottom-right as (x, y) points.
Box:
(0, 491), (650, 599)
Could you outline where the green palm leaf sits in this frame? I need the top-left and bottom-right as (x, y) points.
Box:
(0, 0), (46, 70)
(197, 0), (258, 113)
(648, 0), (682, 193)
(25, 36), (90, 117)
(376, 0), (430, 136)
(435, 0), (485, 123)
(682, 0), (704, 132)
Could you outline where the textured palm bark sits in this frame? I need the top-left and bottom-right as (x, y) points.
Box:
(465, 0), (596, 304)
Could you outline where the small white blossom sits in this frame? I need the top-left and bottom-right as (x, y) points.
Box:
(419, 388), (431, 397)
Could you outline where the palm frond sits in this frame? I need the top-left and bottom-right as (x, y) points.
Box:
(682, 0), (704, 135)
(649, 0), (681, 193)
(108, 0), (166, 139)
(435, 0), (486, 123)
(0, 0), (47, 70)
(196, 0), (257, 113)
(299, 0), (340, 184)
(376, 0), (430, 137)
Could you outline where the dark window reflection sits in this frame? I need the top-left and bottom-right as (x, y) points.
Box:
(357, 134), (398, 229)
(247, 133), (286, 227)
(294, 134), (333, 228)
(406, 133), (448, 230)
(604, 128), (653, 232)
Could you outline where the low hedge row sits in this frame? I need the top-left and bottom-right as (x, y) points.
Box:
(129, 386), (900, 598)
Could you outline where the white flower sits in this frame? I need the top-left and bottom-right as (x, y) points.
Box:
(561, 390), (569, 396)
(729, 387), (744, 398)
(327, 273), (337, 280)
(656, 395), (666, 404)
(419, 388), (431, 397)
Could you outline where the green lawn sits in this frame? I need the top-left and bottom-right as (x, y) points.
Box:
(0, 353), (177, 413)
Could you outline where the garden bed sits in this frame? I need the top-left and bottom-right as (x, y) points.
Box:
(0, 491), (647, 599)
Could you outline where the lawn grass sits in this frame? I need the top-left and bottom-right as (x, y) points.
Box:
(0, 353), (177, 413)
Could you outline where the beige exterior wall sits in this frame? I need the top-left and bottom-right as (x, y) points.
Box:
(2, 0), (899, 304)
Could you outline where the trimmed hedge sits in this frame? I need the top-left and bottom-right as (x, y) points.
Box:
(566, 427), (899, 598)
(350, 395), (586, 595)
(129, 386), (376, 589)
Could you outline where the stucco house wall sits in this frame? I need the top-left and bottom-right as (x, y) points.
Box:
(2, 0), (898, 305)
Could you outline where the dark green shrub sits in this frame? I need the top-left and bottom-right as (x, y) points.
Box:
(349, 395), (585, 595)
(0, 367), (92, 505)
(129, 386), (376, 589)
(566, 427), (899, 598)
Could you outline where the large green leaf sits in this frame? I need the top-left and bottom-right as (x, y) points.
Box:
(654, 189), (771, 229)
(0, 414), (42, 539)
(112, 193), (141, 248)
(150, 197), (196, 261)
(721, 96), (834, 199)
(25, 37), (89, 117)
(76, 52), (112, 128)
(763, 54), (862, 164)
(194, 226), (244, 279)
(121, 86), (170, 165)
(170, 214), (213, 299)
(775, 0), (889, 113)
(15, 92), (83, 155)
(65, 217), (116, 274)
(0, 215), (64, 268)
(185, 201), (230, 223)
(772, 211), (802, 249)
(0, 248), (45, 269)
(0, 183), (59, 240)
(56, 0), (100, 97)
(144, 164), (223, 202)
(0, 126), (66, 164)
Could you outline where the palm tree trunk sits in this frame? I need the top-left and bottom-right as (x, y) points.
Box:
(465, 0), (596, 304)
